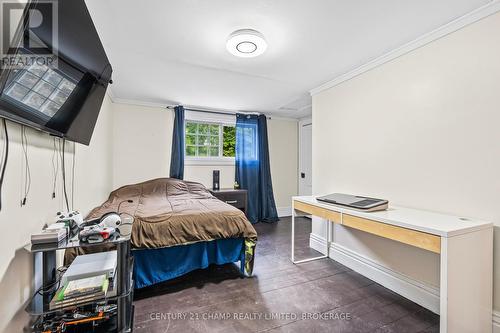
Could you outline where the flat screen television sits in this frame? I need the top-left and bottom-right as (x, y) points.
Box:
(0, 0), (112, 145)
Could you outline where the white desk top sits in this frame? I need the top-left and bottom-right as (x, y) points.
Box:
(293, 196), (493, 237)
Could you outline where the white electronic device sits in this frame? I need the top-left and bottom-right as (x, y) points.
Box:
(100, 213), (121, 228)
(56, 211), (84, 227)
(31, 223), (68, 244)
(62, 251), (117, 284)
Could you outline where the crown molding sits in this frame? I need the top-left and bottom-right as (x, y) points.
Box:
(310, 0), (500, 96)
(106, 91), (300, 120)
(110, 96), (168, 109)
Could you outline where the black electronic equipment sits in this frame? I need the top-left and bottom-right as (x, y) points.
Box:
(0, 0), (112, 145)
(213, 170), (220, 190)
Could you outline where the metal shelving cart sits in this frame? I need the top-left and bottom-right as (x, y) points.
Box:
(25, 230), (134, 332)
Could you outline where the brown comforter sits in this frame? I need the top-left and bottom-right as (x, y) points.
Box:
(65, 178), (257, 272)
(88, 178), (257, 248)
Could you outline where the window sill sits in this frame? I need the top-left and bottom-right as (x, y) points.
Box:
(185, 158), (235, 166)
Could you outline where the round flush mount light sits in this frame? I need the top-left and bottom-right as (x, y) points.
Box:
(226, 29), (267, 58)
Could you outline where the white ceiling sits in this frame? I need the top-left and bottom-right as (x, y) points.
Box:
(85, 0), (490, 118)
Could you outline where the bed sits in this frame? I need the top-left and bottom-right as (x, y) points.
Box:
(65, 178), (257, 289)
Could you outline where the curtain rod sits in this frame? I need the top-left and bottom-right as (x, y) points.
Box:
(166, 106), (271, 119)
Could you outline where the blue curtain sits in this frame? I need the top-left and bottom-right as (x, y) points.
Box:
(235, 114), (278, 224)
(169, 106), (185, 179)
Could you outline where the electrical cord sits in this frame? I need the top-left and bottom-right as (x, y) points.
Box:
(20, 126), (31, 206)
(71, 141), (75, 210)
(51, 137), (59, 199)
(0, 119), (8, 211)
(117, 212), (135, 236)
(57, 138), (64, 208)
(61, 138), (70, 212)
(0, 121), (4, 173)
(33, 267), (67, 297)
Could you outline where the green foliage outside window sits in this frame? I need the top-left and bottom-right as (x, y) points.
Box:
(222, 126), (235, 157)
(185, 121), (235, 158)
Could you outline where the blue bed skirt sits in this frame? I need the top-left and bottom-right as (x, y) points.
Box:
(132, 238), (245, 289)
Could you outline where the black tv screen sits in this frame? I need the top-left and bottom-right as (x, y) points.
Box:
(0, 0), (112, 145)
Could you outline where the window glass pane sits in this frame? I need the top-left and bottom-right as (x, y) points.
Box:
(41, 100), (60, 117)
(33, 80), (56, 98)
(43, 70), (63, 86)
(28, 64), (48, 77)
(49, 89), (69, 105)
(209, 146), (219, 157)
(5, 83), (29, 100)
(198, 123), (209, 134)
(209, 136), (219, 145)
(23, 91), (46, 109)
(210, 124), (219, 135)
(222, 125), (236, 157)
(184, 121), (235, 159)
(198, 135), (209, 146)
(186, 146), (196, 156)
(18, 71), (39, 88)
(198, 146), (208, 156)
(58, 79), (76, 95)
(186, 122), (197, 134)
(186, 134), (196, 145)
(237, 125), (258, 160)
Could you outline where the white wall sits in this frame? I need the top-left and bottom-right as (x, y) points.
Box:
(0, 95), (114, 333)
(184, 164), (235, 189)
(112, 103), (298, 213)
(268, 118), (298, 211)
(111, 103), (173, 188)
(311, 11), (500, 313)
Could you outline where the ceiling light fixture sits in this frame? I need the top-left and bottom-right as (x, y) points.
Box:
(226, 29), (267, 58)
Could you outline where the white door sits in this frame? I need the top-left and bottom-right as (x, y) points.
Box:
(299, 120), (312, 196)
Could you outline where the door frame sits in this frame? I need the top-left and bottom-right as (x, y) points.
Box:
(298, 117), (312, 196)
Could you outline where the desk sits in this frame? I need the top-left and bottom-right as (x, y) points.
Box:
(291, 196), (493, 333)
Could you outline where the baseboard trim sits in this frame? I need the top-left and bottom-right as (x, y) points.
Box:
(309, 232), (327, 254)
(309, 233), (440, 314)
(277, 206), (292, 218)
(493, 311), (500, 333)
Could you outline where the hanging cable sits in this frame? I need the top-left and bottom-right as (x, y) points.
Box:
(51, 137), (59, 199)
(71, 141), (75, 210)
(20, 126), (31, 206)
(0, 119), (9, 211)
(61, 138), (70, 212)
(0, 121), (5, 175)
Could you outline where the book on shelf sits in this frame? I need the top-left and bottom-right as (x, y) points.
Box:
(49, 274), (110, 310)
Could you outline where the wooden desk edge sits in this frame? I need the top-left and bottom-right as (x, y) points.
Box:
(293, 199), (441, 254)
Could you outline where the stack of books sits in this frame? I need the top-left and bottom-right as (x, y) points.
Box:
(50, 274), (110, 309)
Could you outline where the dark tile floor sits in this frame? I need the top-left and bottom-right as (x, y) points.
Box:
(133, 217), (439, 333)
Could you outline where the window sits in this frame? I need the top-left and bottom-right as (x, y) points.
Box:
(4, 63), (76, 118)
(185, 121), (236, 159)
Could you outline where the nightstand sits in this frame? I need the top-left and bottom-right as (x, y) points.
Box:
(211, 188), (248, 216)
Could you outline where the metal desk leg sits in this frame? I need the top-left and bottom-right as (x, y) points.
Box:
(291, 203), (329, 264)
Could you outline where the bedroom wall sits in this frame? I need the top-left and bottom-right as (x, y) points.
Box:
(311, 11), (500, 316)
(111, 103), (174, 188)
(111, 103), (298, 214)
(0, 94), (114, 333)
(267, 118), (298, 213)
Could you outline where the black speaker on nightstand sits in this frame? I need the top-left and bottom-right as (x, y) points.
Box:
(213, 170), (220, 190)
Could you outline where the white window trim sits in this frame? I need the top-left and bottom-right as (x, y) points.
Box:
(184, 111), (236, 166)
(184, 157), (235, 166)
